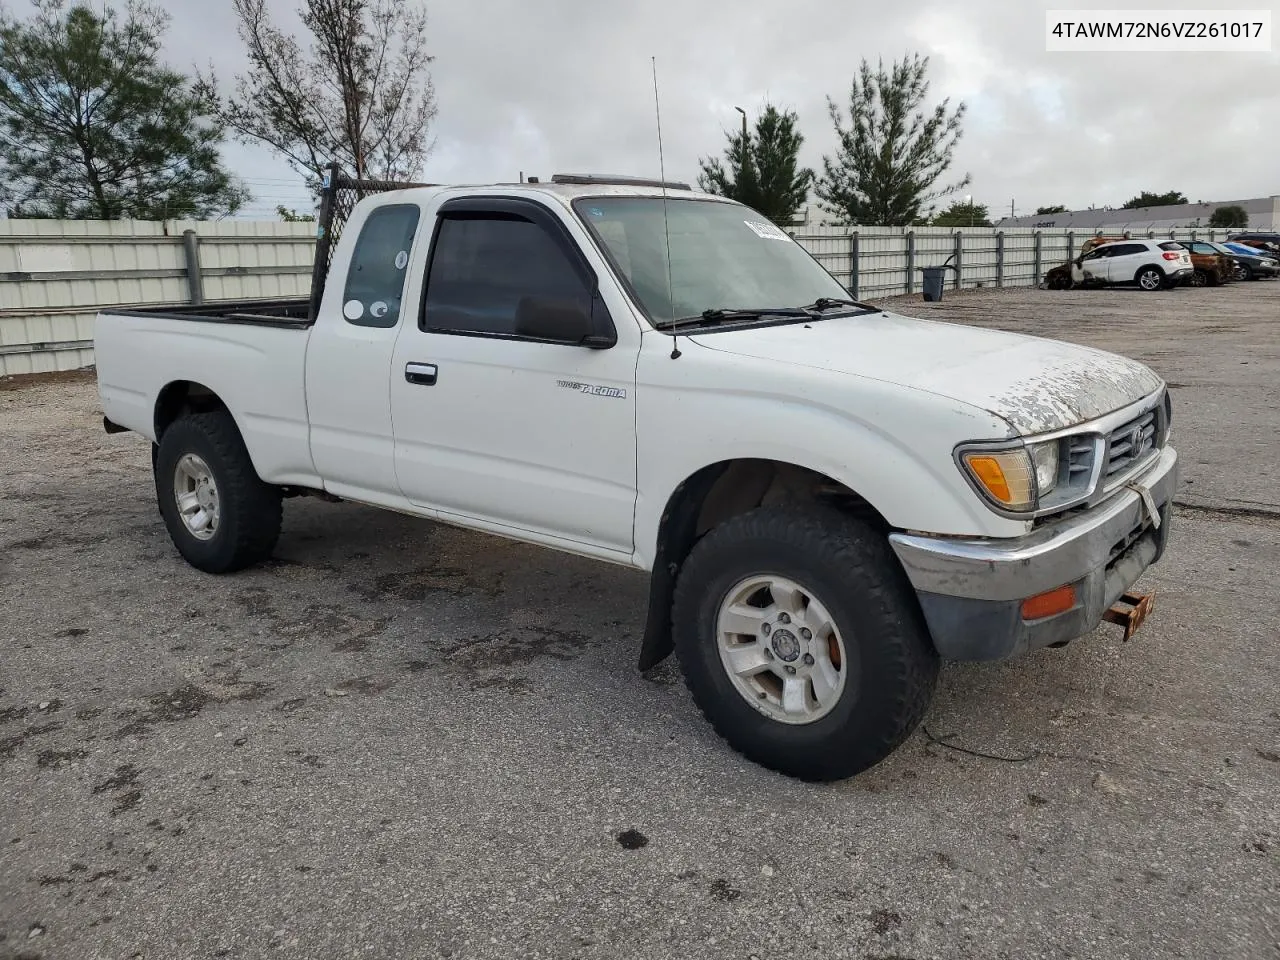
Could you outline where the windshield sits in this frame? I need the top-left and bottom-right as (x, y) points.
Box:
(572, 196), (851, 325)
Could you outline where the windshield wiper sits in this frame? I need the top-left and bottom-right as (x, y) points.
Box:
(800, 297), (877, 313)
(652, 307), (813, 331)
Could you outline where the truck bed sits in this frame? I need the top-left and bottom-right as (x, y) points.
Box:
(95, 301), (319, 488)
(111, 298), (313, 328)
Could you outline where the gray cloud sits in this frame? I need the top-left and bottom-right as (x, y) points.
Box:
(9, 0), (1280, 217)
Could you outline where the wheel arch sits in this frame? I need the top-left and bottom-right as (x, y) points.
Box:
(154, 380), (231, 442)
(637, 458), (891, 672)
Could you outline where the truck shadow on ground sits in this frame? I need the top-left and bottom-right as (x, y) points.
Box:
(4, 459), (1238, 806)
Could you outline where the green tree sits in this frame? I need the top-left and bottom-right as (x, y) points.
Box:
(1207, 205), (1248, 229)
(208, 0), (437, 184)
(0, 0), (246, 219)
(1121, 190), (1187, 209)
(816, 54), (969, 226)
(276, 205), (316, 222)
(698, 104), (815, 226)
(932, 199), (990, 227)
(1035, 204), (1068, 215)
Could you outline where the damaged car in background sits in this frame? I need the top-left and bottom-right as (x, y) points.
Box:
(1044, 237), (1192, 290)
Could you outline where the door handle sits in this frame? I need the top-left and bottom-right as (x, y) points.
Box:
(405, 362), (438, 386)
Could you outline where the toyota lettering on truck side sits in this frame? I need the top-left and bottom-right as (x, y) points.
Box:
(94, 170), (1178, 781)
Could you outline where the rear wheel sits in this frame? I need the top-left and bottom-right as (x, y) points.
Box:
(672, 506), (939, 781)
(1135, 267), (1164, 291)
(1188, 269), (1208, 287)
(155, 411), (282, 573)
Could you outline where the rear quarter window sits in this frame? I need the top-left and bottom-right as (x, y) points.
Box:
(342, 204), (421, 328)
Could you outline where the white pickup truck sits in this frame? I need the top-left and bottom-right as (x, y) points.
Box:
(95, 173), (1178, 781)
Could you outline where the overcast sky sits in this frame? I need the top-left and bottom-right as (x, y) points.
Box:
(12, 0), (1280, 218)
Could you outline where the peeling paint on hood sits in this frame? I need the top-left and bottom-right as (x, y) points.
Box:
(689, 309), (1165, 435)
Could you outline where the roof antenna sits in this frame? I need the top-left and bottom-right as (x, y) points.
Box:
(652, 56), (680, 359)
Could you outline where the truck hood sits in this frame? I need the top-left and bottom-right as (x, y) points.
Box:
(688, 309), (1164, 435)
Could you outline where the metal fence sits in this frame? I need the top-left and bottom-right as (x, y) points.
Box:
(791, 224), (1243, 300)
(0, 217), (1249, 376)
(0, 219), (316, 376)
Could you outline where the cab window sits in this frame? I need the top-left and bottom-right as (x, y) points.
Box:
(342, 204), (421, 328)
(422, 215), (593, 337)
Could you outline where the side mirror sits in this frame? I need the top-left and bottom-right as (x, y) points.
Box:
(514, 295), (614, 348)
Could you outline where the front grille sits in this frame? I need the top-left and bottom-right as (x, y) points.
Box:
(1104, 408), (1158, 479)
(1066, 436), (1094, 483)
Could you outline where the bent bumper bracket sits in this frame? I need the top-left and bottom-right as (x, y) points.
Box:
(1102, 590), (1156, 642)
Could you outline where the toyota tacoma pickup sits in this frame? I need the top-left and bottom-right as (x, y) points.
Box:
(95, 172), (1178, 781)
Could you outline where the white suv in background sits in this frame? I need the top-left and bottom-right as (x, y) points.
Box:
(1075, 240), (1193, 291)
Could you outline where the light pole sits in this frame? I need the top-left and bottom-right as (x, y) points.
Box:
(735, 105), (748, 171)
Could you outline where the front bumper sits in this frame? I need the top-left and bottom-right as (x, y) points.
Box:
(889, 446), (1179, 660)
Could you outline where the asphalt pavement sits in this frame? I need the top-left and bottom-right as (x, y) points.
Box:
(2, 280), (1278, 960)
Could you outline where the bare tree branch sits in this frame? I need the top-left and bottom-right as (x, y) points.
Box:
(215, 0), (436, 184)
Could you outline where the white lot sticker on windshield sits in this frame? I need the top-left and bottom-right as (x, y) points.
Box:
(744, 219), (792, 242)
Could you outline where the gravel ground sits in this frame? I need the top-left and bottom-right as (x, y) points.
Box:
(2, 280), (1279, 960)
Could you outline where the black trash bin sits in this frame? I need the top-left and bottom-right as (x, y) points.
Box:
(921, 265), (948, 302)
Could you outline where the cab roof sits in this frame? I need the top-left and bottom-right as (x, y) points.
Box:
(364, 174), (741, 210)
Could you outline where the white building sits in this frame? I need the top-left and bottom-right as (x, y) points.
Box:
(995, 195), (1279, 233)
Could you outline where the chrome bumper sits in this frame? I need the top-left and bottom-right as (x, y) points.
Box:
(889, 446), (1179, 660)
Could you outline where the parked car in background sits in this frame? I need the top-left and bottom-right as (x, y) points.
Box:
(1226, 233), (1280, 259)
(1044, 238), (1191, 290)
(1171, 240), (1234, 287)
(1213, 241), (1279, 281)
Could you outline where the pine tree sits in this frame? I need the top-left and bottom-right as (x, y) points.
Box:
(0, 0), (245, 219)
(698, 104), (815, 227)
(816, 55), (969, 226)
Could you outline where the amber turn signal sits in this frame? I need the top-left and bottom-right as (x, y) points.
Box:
(960, 449), (1036, 512)
(1020, 584), (1077, 621)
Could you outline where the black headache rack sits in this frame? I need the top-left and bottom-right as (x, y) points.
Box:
(307, 162), (434, 321)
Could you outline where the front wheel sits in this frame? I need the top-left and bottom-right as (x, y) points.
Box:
(1188, 269), (1208, 287)
(155, 411), (282, 573)
(1235, 264), (1253, 281)
(672, 506), (939, 781)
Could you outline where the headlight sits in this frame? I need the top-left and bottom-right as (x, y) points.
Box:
(959, 439), (1062, 514)
(959, 448), (1036, 512)
(1029, 440), (1059, 496)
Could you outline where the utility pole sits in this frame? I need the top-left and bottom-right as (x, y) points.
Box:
(1010, 199), (1015, 219)
(735, 105), (748, 167)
